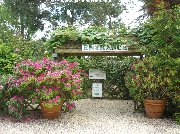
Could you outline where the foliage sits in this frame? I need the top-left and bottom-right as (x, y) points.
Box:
(46, 27), (81, 51)
(10, 36), (47, 60)
(133, 5), (180, 58)
(3, 0), (49, 39)
(0, 5), (18, 43)
(70, 56), (135, 99)
(139, 0), (180, 15)
(47, 26), (139, 51)
(0, 42), (19, 74)
(125, 53), (178, 102)
(46, 0), (124, 28)
(6, 96), (26, 119)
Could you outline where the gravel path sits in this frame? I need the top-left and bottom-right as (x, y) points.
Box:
(0, 99), (179, 134)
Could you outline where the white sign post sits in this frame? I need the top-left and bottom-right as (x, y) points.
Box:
(92, 83), (102, 98)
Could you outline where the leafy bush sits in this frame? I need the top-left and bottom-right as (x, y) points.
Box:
(125, 53), (178, 102)
(46, 27), (81, 50)
(133, 5), (180, 58)
(0, 42), (19, 74)
(71, 56), (135, 99)
(46, 26), (140, 52)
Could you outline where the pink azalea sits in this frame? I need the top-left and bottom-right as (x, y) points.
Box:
(65, 83), (71, 87)
(13, 95), (19, 100)
(60, 60), (68, 64)
(52, 98), (56, 102)
(61, 78), (66, 82)
(68, 106), (73, 111)
(75, 80), (81, 83)
(71, 102), (75, 107)
(56, 96), (60, 100)
(84, 73), (88, 77)
(32, 99), (35, 103)
(48, 88), (52, 92)
(76, 85), (81, 89)
(72, 89), (76, 93)
(49, 100), (53, 103)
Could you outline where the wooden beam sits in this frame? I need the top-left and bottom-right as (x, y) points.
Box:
(55, 49), (142, 56)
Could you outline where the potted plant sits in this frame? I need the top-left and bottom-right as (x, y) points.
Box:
(6, 58), (87, 119)
(125, 53), (177, 118)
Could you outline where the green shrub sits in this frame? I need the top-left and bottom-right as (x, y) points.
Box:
(69, 56), (135, 99)
(0, 42), (18, 74)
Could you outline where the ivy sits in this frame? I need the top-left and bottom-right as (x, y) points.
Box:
(46, 26), (140, 51)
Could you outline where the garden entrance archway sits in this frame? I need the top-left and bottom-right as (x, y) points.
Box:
(55, 48), (143, 111)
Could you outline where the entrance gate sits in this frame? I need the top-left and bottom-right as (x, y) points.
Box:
(54, 48), (143, 111)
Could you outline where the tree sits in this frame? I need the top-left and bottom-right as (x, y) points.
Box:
(46, 0), (124, 29)
(0, 4), (19, 43)
(3, 0), (50, 39)
(139, 0), (180, 16)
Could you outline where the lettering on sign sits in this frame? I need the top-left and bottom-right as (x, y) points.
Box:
(92, 83), (102, 97)
(82, 44), (128, 51)
(89, 69), (106, 80)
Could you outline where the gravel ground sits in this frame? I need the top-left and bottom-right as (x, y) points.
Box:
(0, 99), (179, 134)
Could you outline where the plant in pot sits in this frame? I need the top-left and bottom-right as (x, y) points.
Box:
(6, 58), (87, 119)
(125, 53), (177, 119)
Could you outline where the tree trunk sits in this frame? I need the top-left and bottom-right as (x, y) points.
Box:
(108, 15), (112, 29)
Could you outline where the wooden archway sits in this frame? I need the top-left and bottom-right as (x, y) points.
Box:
(55, 47), (143, 111)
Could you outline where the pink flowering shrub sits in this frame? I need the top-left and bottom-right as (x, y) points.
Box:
(6, 95), (25, 119)
(4, 58), (88, 118)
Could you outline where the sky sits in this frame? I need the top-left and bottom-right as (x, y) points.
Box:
(120, 0), (144, 28)
(34, 0), (144, 39)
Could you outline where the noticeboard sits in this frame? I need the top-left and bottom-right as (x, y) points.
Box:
(92, 83), (102, 97)
(89, 69), (106, 80)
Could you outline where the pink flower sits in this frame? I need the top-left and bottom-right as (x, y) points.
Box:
(48, 88), (52, 92)
(68, 106), (73, 111)
(65, 83), (71, 87)
(75, 80), (81, 83)
(35, 88), (39, 92)
(84, 73), (88, 77)
(60, 60), (68, 64)
(71, 102), (75, 107)
(49, 100), (53, 103)
(13, 96), (19, 100)
(56, 96), (60, 100)
(52, 98), (56, 102)
(32, 99), (35, 103)
(72, 89), (76, 93)
(61, 78), (66, 82)
(76, 85), (81, 89)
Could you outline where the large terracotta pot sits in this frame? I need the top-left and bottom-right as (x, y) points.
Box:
(144, 99), (167, 119)
(40, 100), (64, 119)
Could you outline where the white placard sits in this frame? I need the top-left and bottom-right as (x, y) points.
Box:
(92, 83), (102, 97)
(89, 69), (106, 80)
(82, 44), (128, 51)
(52, 53), (57, 58)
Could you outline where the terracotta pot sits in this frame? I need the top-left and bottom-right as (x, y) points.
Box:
(40, 100), (64, 119)
(144, 99), (167, 119)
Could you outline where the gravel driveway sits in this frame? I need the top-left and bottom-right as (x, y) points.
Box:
(0, 99), (179, 134)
